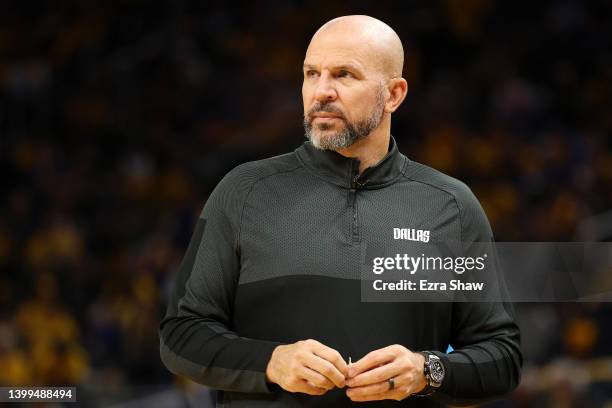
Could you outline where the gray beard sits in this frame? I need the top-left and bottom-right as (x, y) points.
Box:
(303, 87), (385, 151)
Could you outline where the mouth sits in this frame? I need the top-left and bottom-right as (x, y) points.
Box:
(312, 112), (343, 122)
(314, 116), (340, 121)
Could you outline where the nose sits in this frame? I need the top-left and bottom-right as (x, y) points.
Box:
(313, 72), (337, 102)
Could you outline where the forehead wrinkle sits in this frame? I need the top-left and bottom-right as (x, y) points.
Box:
(303, 59), (365, 73)
(305, 46), (373, 76)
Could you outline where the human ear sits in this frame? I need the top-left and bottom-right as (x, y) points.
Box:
(384, 78), (408, 113)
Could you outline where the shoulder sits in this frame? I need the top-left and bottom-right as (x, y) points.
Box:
(402, 159), (492, 240)
(218, 150), (302, 192)
(401, 159), (480, 212)
(203, 151), (302, 216)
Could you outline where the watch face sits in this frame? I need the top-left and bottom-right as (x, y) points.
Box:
(430, 360), (445, 384)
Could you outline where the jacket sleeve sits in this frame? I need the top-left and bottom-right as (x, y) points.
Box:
(159, 168), (282, 393)
(430, 186), (522, 406)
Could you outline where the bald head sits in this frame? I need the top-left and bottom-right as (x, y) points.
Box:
(307, 15), (404, 80)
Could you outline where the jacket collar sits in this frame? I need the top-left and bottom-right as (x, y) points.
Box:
(295, 136), (408, 189)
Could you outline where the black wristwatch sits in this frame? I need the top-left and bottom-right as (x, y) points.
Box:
(413, 351), (445, 397)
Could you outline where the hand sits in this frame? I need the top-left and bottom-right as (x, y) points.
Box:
(345, 344), (427, 402)
(265, 339), (348, 395)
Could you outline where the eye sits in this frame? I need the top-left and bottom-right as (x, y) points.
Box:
(305, 70), (319, 78)
(337, 70), (353, 78)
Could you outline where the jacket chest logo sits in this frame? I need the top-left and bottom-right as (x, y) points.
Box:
(393, 228), (430, 243)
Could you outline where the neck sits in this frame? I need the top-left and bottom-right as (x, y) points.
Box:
(335, 124), (390, 174)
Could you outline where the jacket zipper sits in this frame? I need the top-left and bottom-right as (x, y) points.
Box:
(350, 162), (362, 243)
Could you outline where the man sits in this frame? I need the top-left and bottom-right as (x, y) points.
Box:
(159, 15), (521, 407)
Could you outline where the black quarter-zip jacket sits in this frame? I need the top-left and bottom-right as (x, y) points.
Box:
(159, 137), (522, 407)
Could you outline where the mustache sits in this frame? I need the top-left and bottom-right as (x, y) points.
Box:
(306, 103), (345, 121)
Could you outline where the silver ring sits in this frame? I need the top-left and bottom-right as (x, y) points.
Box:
(388, 377), (395, 390)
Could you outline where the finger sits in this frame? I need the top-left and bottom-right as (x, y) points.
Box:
(349, 346), (398, 378)
(346, 381), (391, 399)
(295, 379), (328, 396)
(299, 366), (335, 390)
(346, 360), (402, 387)
(311, 343), (349, 378)
(346, 388), (395, 402)
(304, 353), (346, 388)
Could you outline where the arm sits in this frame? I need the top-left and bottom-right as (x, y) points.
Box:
(158, 169), (281, 393)
(430, 186), (522, 405)
(429, 302), (521, 405)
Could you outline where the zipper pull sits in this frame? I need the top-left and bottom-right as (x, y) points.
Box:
(352, 174), (367, 189)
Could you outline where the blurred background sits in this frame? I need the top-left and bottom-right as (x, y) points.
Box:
(1, 0), (611, 406)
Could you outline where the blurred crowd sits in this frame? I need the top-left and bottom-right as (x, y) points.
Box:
(0, 0), (611, 406)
